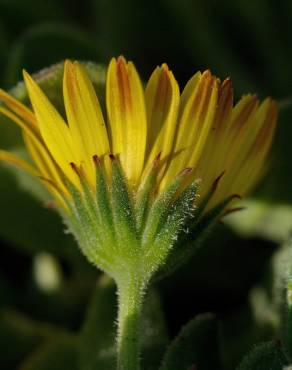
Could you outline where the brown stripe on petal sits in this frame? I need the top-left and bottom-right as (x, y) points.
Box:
(64, 61), (77, 109)
(196, 74), (218, 130)
(252, 99), (278, 154)
(232, 95), (259, 130)
(188, 70), (212, 127)
(214, 78), (233, 129)
(116, 56), (132, 116)
(152, 64), (172, 118)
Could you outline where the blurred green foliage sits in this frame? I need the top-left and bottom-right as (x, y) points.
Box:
(0, 0), (292, 369)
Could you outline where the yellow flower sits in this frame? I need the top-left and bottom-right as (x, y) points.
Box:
(0, 57), (279, 370)
(0, 56), (277, 212)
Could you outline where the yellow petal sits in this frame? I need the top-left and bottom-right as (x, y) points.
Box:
(0, 149), (39, 176)
(222, 95), (259, 173)
(23, 70), (79, 187)
(143, 64), (180, 179)
(63, 60), (110, 186)
(0, 106), (40, 140)
(0, 89), (37, 127)
(0, 103), (69, 198)
(206, 97), (275, 209)
(229, 98), (278, 196)
(179, 71), (201, 112)
(194, 78), (234, 196)
(106, 56), (147, 186)
(252, 99), (277, 157)
(23, 131), (69, 196)
(213, 78), (233, 131)
(210, 95), (259, 188)
(229, 94), (259, 137)
(161, 70), (218, 189)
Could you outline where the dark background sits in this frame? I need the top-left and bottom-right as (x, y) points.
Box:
(0, 1), (292, 369)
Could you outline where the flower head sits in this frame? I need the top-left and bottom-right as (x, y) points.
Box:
(0, 56), (277, 280)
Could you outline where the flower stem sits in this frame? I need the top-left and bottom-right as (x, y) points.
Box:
(117, 274), (145, 370)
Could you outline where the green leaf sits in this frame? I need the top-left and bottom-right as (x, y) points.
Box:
(19, 335), (79, 370)
(160, 313), (222, 370)
(235, 341), (288, 370)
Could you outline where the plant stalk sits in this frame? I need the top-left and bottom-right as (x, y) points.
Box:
(117, 274), (145, 370)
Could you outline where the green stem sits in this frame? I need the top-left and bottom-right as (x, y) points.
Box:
(117, 274), (145, 370)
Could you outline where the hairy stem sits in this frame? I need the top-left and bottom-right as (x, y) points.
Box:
(117, 274), (145, 370)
